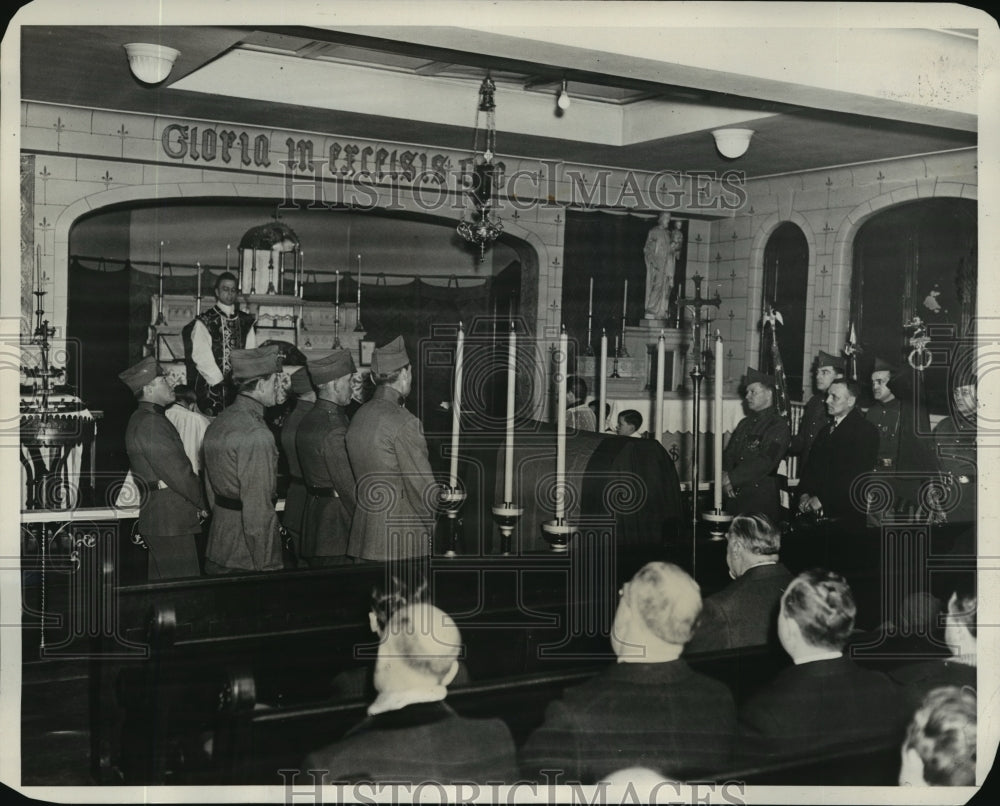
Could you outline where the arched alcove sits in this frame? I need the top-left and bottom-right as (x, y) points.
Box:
(760, 222), (810, 399)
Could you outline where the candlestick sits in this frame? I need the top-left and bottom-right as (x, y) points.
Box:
(598, 329), (608, 432)
(226, 243), (231, 273)
(655, 331), (665, 443)
(155, 241), (166, 325)
(585, 276), (594, 356)
(449, 323), (465, 490)
(195, 261), (202, 315)
(588, 277), (594, 317)
(354, 254), (364, 331)
(555, 327), (568, 522)
(335, 270), (341, 305)
(622, 279), (628, 317)
(298, 250), (303, 297)
(713, 332), (724, 511)
(35, 244), (41, 297)
(504, 321), (517, 503)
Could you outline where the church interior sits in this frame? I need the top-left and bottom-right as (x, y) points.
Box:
(4, 5), (993, 797)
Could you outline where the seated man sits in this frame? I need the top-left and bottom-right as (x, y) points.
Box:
(797, 379), (879, 522)
(890, 585), (977, 711)
(616, 409), (644, 438)
(520, 562), (737, 783)
(738, 569), (903, 764)
(303, 603), (516, 783)
(898, 686), (976, 786)
(685, 514), (793, 654)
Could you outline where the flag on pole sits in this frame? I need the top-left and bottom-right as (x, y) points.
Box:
(843, 321), (861, 381)
(762, 304), (791, 427)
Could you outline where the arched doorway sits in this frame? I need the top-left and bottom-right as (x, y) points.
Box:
(760, 222), (809, 400)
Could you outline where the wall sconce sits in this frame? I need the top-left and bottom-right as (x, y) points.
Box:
(556, 79), (571, 111)
(123, 43), (181, 85)
(711, 128), (754, 159)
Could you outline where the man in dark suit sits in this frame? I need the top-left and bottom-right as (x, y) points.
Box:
(797, 379), (879, 522)
(722, 368), (791, 522)
(120, 356), (208, 579)
(738, 569), (904, 765)
(685, 514), (793, 654)
(788, 350), (844, 471)
(303, 603), (517, 783)
(520, 562), (737, 783)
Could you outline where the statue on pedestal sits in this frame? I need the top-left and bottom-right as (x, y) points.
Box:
(644, 212), (684, 321)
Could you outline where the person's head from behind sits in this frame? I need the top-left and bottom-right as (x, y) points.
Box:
(374, 603), (461, 694)
(725, 514), (780, 580)
(566, 375), (588, 407)
(171, 383), (198, 411)
(899, 686), (976, 786)
(944, 584), (976, 658)
(612, 562), (701, 661)
(616, 409), (643, 436)
(369, 574), (428, 637)
(778, 569), (855, 659)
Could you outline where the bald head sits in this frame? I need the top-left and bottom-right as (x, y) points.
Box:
(378, 603), (462, 683)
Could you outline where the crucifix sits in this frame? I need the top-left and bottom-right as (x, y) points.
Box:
(673, 274), (723, 562)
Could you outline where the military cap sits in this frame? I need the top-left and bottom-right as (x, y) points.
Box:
(118, 356), (164, 394)
(288, 366), (315, 395)
(744, 367), (776, 390)
(816, 350), (846, 372)
(231, 344), (283, 381)
(308, 349), (356, 386)
(873, 357), (897, 375)
(371, 335), (410, 375)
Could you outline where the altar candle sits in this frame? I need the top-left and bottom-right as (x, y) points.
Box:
(598, 329), (608, 433)
(714, 332), (725, 510)
(588, 277), (594, 317)
(655, 330), (665, 443)
(555, 327), (568, 521)
(195, 262), (202, 314)
(622, 279), (628, 317)
(158, 241), (164, 299)
(449, 322), (465, 490)
(357, 254), (362, 316)
(335, 270), (341, 305)
(504, 321), (517, 503)
(226, 244), (231, 273)
(298, 250), (304, 297)
(35, 244), (41, 296)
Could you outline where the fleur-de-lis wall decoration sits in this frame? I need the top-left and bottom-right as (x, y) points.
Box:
(117, 124), (129, 158)
(101, 171), (113, 190)
(38, 165), (51, 205)
(53, 117), (65, 150)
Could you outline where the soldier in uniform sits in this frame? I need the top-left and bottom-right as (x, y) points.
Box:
(203, 344), (288, 574)
(788, 350), (844, 472)
(120, 356), (207, 579)
(187, 272), (257, 415)
(932, 372), (977, 530)
(346, 336), (443, 562)
(279, 365), (315, 564)
(296, 349), (358, 567)
(721, 368), (791, 522)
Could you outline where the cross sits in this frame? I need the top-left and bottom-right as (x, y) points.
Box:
(675, 274), (722, 373)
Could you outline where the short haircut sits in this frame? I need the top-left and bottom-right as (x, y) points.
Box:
(383, 603), (461, 682)
(949, 589), (977, 639)
(235, 374), (277, 394)
(568, 375), (588, 401)
(727, 513), (780, 556)
(629, 562), (702, 645)
(781, 568), (856, 651)
(371, 574), (428, 634)
(215, 271), (238, 292)
(373, 365), (408, 386)
(172, 383), (197, 407)
(619, 409), (643, 431)
(829, 378), (862, 402)
(904, 686), (976, 786)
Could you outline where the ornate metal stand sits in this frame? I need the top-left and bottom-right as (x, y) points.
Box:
(541, 518), (575, 553)
(439, 488), (467, 557)
(491, 503), (524, 555)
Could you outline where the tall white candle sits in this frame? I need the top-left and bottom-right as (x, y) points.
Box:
(598, 329), (608, 433)
(35, 244), (41, 296)
(655, 330), (665, 443)
(555, 327), (568, 521)
(504, 321), (517, 503)
(588, 277), (594, 316)
(357, 254), (362, 317)
(335, 270), (341, 305)
(449, 322), (465, 490)
(714, 332), (724, 510)
(195, 261), (202, 315)
(226, 243), (231, 273)
(622, 279), (628, 317)
(298, 250), (304, 297)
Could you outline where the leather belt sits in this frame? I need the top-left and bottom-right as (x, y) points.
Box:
(306, 486), (335, 498)
(215, 495), (243, 511)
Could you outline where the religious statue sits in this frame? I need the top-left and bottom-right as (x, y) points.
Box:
(644, 212), (684, 320)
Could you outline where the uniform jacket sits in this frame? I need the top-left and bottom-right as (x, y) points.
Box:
(297, 398), (356, 559)
(685, 562), (793, 654)
(519, 660), (737, 783)
(738, 655), (904, 765)
(866, 397), (935, 515)
(279, 398), (313, 538)
(124, 401), (205, 537)
(203, 394), (282, 571)
(723, 406), (791, 521)
(303, 700), (518, 783)
(345, 386), (439, 561)
(788, 393), (828, 471)
(933, 416), (977, 525)
(798, 407), (879, 520)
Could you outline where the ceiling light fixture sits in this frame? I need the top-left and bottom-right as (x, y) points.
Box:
(457, 75), (504, 263)
(557, 79), (571, 111)
(711, 128), (755, 159)
(123, 42), (180, 85)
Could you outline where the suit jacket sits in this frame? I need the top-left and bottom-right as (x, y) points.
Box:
(685, 562), (793, 654)
(279, 398), (313, 539)
(297, 398), (356, 559)
(345, 386), (439, 561)
(788, 393), (828, 470)
(519, 660), (737, 783)
(723, 406), (791, 521)
(124, 402), (205, 537)
(738, 655), (904, 764)
(203, 394), (282, 571)
(798, 407), (879, 520)
(888, 658), (976, 713)
(303, 700), (517, 783)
